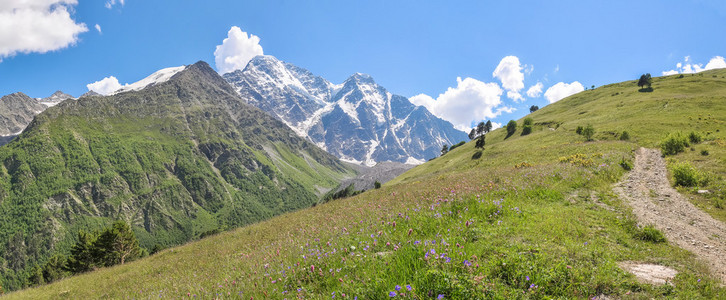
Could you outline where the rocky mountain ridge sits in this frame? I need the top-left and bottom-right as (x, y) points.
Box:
(224, 55), (468, 166)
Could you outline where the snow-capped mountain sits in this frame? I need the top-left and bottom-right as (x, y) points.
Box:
(224, 55), (468, 166)
(114, 66), (187, 94)
(39, 90), (74, 107)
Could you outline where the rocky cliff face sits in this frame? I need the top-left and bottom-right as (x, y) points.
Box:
(0, 93), (47, 136)
(0, 91), (74, 146)
(224, 55), (468, 166)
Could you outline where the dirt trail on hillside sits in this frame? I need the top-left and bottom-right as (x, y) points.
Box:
(614, 147), (726, 283)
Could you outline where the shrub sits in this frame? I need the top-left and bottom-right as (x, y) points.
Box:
(671, 161), (699, 187)
(374, 181), (381, 189)
(620, 131), (630, 141)
(522, 117), (533, 126)
(576, 126), (583, 135)
(514, 162), (532, 169)
(506, 120), (517, 137)
(582, 124), (595, 141)
(619, 157), (633, 171)
(701, 149), (709, 156)
(448, 141), (465, 151)
(635, 225), (666, 243)
(688, 131), (702, 144)
(521, 125), (532, 136)
(660, 132), (690, 155)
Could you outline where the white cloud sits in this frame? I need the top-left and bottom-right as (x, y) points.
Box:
(410, 77), (504, 131)
(524, 64), (534, 75)
(492, 56), (525, 101)
(544, 81), (584, 103)
(0, 0), (87, 61)
(661, 70), (679, 76)
(105, 0), (125, 9)
(705, 56), (726, 70)
(95, 24), (102, 34)
(87, 76), (123, 95)
(662, 56), (726, 75)
(526, 82), (543, 98)
(214, 26), (264, 74)
(507, 91), (523, 102)
(554, 65), (560, 73)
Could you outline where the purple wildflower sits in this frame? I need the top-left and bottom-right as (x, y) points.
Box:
(389, 291), (397, 297)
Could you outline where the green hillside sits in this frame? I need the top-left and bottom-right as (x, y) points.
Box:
(6, 69), (726, 298)
(0, 62), (354, 291)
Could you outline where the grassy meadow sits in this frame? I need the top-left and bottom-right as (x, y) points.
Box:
(5, 70), (726, 298)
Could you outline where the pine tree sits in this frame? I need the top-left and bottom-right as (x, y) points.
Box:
(476, 122), (486, 136)
(94, 221), (142, 266)
(475, 134), (486, 149)
(65, 231), (96, 274)
(485, 120), (493, 133)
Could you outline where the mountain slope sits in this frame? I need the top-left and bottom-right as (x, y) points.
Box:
(0, 61), (353, 291)
(9, 70), (726, 298)
(224, 56), (468, 166)
(0, 91), (74, 147)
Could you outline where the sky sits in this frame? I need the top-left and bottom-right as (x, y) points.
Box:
(1, 0), (725, 131)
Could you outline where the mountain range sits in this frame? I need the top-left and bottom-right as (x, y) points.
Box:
(0, 61), (353, 290)
(223, 55), (468, 166)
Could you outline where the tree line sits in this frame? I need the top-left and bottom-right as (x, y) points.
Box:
(27, 221), (143, 286)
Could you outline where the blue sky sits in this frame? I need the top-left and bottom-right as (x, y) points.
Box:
(1, 0), (724, 129)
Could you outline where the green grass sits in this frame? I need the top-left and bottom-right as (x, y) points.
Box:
(6, 70), (726, 298)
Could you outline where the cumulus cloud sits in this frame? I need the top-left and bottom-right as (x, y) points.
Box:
(410, 77), (504, 131)
(544, 81), (584, 103)
(0, 0), (88, 61)
(492, 56), (525, 101)
(214, 26), (264, 74)
(662, 56), (726, 75)
(526, 82), (543, 98)
(95, 24), (102, 34)
(87, 76), (123, 95)
(105, 0), (125, 9)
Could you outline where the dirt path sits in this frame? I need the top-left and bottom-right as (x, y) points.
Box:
(614, 147), (726, 283)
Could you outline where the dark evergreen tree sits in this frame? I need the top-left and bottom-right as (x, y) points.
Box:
(468, 128), (476, 140)
(476, 121), (486, 136)
(475, 134), (486, 149)
(485, 120), (493, 133)
(65, 231), (96, 274)
(441, 144), (449, 156)
(637, 73), (652, 89)
(42, 255), (68, 283)
(94, 221), (142, 266)
(529, 105), (539, 113)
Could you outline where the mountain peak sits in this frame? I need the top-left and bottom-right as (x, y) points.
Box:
(346, 72), (376, 85)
